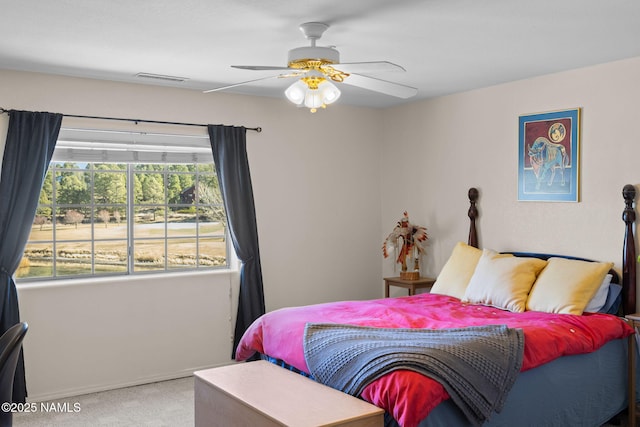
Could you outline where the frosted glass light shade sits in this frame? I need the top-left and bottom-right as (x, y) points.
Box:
(320, 81), (341, 104)
(284, 80), (307, 105)
(304, 90), (324, 109)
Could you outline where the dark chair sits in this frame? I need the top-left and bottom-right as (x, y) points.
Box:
(0, 322), (28, 427)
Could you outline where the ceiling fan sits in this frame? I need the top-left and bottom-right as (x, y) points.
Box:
(203, 22), (418, 112)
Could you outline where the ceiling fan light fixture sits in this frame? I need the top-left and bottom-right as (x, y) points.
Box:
(285, 78), (341, 113)
(284, 80), (307, 105)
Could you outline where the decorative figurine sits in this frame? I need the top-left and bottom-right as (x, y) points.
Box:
(382, 212), (428, 280)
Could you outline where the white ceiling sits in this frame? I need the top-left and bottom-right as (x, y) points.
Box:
(1, 0), (639, 109)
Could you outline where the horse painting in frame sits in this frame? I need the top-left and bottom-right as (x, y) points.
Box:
(518, 108), (580, 202)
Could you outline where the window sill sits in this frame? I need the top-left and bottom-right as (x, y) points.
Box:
(16, 268), (237, 290)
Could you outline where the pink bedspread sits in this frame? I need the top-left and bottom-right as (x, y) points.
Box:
(235, 293), (633, 427)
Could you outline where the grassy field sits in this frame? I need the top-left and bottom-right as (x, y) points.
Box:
(19, 218), (227, 278)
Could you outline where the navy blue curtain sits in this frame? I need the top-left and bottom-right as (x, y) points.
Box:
(208, 125), (265, 359)
(0, 110), (62, 402)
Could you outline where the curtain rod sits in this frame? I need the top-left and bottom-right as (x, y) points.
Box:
(0, 108), (262, 133)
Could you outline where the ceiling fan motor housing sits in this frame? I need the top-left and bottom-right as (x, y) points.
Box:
(288, 46), (340, 66)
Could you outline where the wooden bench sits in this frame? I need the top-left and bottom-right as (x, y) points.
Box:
(194, 360), (384, 427)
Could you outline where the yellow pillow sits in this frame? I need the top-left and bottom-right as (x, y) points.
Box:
(526, 257), (614, 315)
(462, 249), (547, 312)
(431, 242), (483, 299)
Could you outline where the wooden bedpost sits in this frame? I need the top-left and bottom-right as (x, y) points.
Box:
(622, 184), (637, 315)
(468, 188), (479, 248)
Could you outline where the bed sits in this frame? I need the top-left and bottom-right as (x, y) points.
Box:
(235, 186), (638, 427)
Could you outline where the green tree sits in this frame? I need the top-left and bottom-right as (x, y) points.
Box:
(167, 174), (183, 204)
(94, 166), (126, 204)
(133, 174), (143, 203)
(141, 173), (164, 204)
(57, 169), (90, 205)
(37, 169), (53, 217)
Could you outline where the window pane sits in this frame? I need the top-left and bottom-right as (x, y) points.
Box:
(134, 207), (166, 238)
(168, 208), (196, 237)
(56, 208), (91, 240)
(56, 241), (92, 276)
(94, 170), (127, 204)
(94, 208), (127, 239)
(197, 174), (222, 206)
(198, 208), (225, 237)
(167, 238), (197, 269)
(167, 172), (195, 205)
(134, 172), (165, 204)
(198, 239), (227, 267)
(29, 214), (53, 242)
(18, 243), (53, 279)
(94, 240), (128, 274)
(133, 240), (165, 272)
(199, 237), (226, 267)
(204, 206), (226, 224)
(55, 167), (90, 205)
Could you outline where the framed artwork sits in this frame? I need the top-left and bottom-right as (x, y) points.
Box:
(518, 108), (580, 202)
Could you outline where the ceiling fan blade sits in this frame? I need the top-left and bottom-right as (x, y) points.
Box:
(333, 61), (406, 74)
(203, 75), (282, 93)
(232, 65), (293, 71)
(203, 71), (307, 93)
(342, 73), (418, 99)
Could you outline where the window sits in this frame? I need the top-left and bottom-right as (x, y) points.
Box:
(17, 128), (228, 280)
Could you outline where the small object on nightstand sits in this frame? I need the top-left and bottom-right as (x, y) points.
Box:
(625, 313), (640, 427)
(382, 212), (428, 280)
(384, 276), (435, 298)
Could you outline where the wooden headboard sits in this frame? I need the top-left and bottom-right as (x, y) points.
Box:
(622, 184), (637, 315)
(465, 185), (637, 315)
(467, 188), (479, 249)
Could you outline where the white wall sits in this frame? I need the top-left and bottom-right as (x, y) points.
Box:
(17, 271), (234, 401)
(380, 56), (640, 298)
(0, 69), (384, 400)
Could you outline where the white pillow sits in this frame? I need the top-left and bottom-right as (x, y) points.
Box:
(584, 274), (613, 313)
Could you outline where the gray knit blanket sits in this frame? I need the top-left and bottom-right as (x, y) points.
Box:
(303, 323), (524, 426)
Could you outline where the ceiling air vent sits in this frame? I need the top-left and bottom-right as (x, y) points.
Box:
(135, 72), (189, 83)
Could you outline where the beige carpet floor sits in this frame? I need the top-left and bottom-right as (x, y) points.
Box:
(13, 377), (193, 427)
(10, 375), (631, 427)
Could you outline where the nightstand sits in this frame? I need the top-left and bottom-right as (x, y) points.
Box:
(384, 276), (435, 298)
(625, 313), (640, 427)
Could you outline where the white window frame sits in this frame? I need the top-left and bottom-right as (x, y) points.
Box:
(17, 127), (230, 282)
